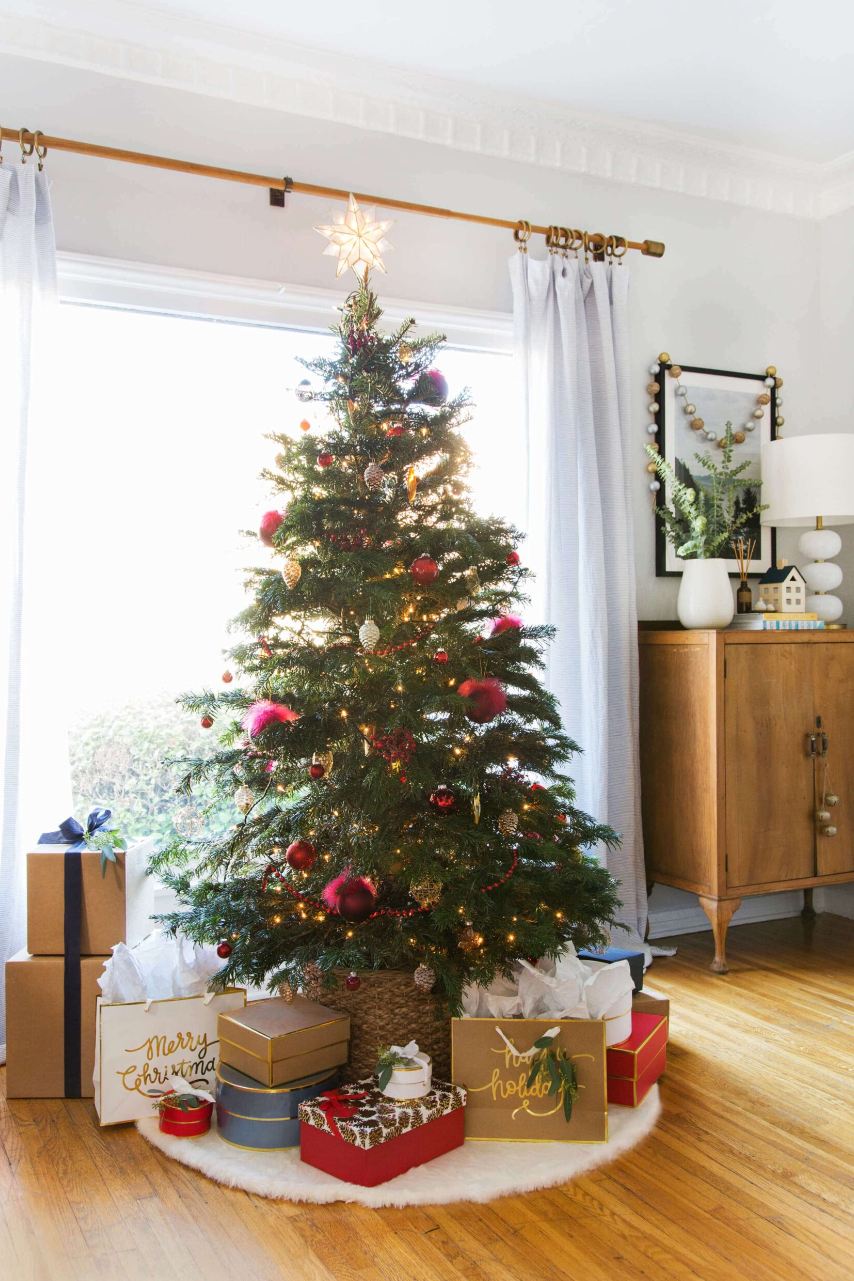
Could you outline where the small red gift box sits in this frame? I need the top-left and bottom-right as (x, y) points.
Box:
(299, 1079), (466, 1187)
(606, 1012), (667, 1108)
(158, 1100), (213, 1137)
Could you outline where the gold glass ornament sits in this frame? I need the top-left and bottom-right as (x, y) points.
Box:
(399, 342), (414, 363)
(465, 566), (481, 594)
(282, 558), (302, 590)
(234, 785), (254, 814)
(658, 351), (671, 363)
(406, 466), (418, 503)
(410, 878), (442, 908)
(458, 925), (481, 953)
(498, 809), (519, 837)
(319, 750), (334, 776)
(414, 963), (436, 992)
(473, 792), (481, 825)
(314, 193), (395, 281)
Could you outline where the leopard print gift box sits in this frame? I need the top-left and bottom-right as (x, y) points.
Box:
(299, 1078), (467, 1149)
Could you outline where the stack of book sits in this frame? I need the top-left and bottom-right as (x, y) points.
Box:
(729, 612), (825, 630)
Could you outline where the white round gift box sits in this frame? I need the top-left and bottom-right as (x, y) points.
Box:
(380, 1054), (432, 1101)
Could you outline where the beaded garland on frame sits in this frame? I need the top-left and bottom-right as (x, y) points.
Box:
(646, 355), (782, 577)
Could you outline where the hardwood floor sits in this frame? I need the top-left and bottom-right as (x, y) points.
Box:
(2, 914), (854, 1281)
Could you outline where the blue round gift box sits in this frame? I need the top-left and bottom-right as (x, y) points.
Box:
(215, 1061), (338, 1150)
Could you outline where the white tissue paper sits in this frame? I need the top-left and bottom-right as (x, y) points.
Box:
(461, 942), (634, 1045)
(98, 931), (227, 1002)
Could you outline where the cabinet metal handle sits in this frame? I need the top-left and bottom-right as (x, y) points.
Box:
(820, 732), (828, 758)
(807, 733), (817, 757)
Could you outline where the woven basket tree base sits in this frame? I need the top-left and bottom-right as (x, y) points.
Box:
(328, 969), (452, 1079)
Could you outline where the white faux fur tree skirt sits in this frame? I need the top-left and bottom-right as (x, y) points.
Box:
(136, 1088), (660, 1208)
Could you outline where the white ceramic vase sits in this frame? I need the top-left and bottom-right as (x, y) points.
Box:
(677, 557), (734, 630)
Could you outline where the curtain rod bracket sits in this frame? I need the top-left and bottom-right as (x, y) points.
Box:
(269, 176), (294, 209)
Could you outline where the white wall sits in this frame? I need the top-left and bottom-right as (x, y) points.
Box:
(4, 52), (850, 940)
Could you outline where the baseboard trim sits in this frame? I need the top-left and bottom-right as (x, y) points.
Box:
(648, 896), (807, 940)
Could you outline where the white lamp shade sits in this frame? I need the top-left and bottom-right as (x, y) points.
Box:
(761, 434), (854, 527)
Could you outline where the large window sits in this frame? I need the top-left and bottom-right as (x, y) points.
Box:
(37, 278), (515, 844)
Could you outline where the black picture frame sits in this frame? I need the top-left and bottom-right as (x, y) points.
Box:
(653, 362), (777, 578)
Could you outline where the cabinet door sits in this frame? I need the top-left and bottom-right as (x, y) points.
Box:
(725, 643), (815, 889)
(813, 643), (854, 876)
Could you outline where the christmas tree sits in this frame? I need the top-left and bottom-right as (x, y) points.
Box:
(152, 280), (620, 1013)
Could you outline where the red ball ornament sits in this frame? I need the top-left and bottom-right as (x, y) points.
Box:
(222, 670), (234, 683)
(286, 839), (317, 871)
(200, 716), (213, 729)
(308, 761), (326, 780)
(433, 649), (449, 665)
(386, 424), (405, 438)
(530, 782), (546, 793)
(334, 876), (376, 923)
(259, 510), (286, 547)
(345, 972), (361, 991)
(506, 551), (520, 566)
(458, 677), (507, 724)
(410, 554), (439, 585)
(216, 941), (233, 959)
(430, 785), (458, 814)
(318, 452), (333, 469)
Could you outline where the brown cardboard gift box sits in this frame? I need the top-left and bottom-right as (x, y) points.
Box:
(451, 1017), (607, 1142)
(5, 950), (107, 1098)
(218, 996), (350, 1087)
(27, 837), (155, 955)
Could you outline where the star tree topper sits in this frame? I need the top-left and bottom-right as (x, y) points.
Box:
(315, 193), (394, 280)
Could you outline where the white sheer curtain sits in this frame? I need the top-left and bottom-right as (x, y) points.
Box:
(510, 253), (648, 951)
(0, 160), (60, 1060)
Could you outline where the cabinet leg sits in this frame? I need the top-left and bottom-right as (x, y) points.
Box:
(698, 897), (742, 974)
(802, 888), (816, 919)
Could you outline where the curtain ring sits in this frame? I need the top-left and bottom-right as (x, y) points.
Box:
(513, 219), (532, 253)
(545, 225), (559, 254)
(19, 128), (34, 163)
(610, 235), (628, 264)
(557, 227), (570, 258)
(567, 229), (584, 257)
(33, 130), (47, 171)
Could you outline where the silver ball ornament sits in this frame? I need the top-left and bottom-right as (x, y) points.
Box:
(296, 379), (313, 403)
(676, 386), (688, 398)
(753, 408), (764, 419)
(648, 401), (659, 413)
(764, 376), (775, 386)
(647, 423), (658, 434)
(649, 363), (660, 374)
(649, 480), (661, 491)
(684, 403), (696, 415)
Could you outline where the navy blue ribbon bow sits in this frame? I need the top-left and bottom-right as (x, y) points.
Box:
(38, 808), (119, 1099)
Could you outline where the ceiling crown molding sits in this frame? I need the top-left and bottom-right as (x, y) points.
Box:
(0, 0), (849, 219)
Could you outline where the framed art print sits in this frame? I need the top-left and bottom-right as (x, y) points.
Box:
(653, 363), (777, 577)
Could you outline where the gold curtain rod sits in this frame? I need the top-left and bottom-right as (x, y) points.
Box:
(1, 126), (665, 258)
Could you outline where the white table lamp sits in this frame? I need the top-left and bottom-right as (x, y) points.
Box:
(761, 434), (854, 623)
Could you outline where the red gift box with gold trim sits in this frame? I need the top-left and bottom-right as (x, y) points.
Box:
(606, 1012), (667, 1108)
(158, 1100), (213, 1137)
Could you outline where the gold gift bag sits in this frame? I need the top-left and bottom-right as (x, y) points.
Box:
(451, 1017), (607, 1142)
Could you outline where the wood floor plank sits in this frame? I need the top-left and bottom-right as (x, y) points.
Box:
(3, 913), (854, 1281)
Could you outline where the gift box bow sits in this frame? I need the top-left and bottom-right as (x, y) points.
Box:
(39, 807), (126, 876)
(315, 1087), (368, 1137)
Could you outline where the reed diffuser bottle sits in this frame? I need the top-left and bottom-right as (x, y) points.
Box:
(733, 538), (755, 614)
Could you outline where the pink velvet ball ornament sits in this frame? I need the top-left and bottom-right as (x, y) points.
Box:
(259, 510), (286, 547)
(411, 369), (449, 405)
(241, 700), (300, 737)
(323, 872), (376, 922)
(458, 677), (507, 724)
(490, 615), (523, 637)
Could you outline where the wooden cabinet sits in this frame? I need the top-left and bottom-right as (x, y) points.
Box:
(639, 629), (854, 971)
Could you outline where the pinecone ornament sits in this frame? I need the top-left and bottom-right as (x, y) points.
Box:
(414, 963), (436, 993)
(359, 618), (380, 651)
(302, 961), (324, 1002)
(364, 462), (384, 492)
(234, 785), (254, 814)
(282, 558), (302, 590)
(278, 981), (295, 1004)
(465, 565), (481, 594)
(498, 809), (519, 837)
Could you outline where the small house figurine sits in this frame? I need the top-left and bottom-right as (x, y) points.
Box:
(757, 559), (806, 613)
